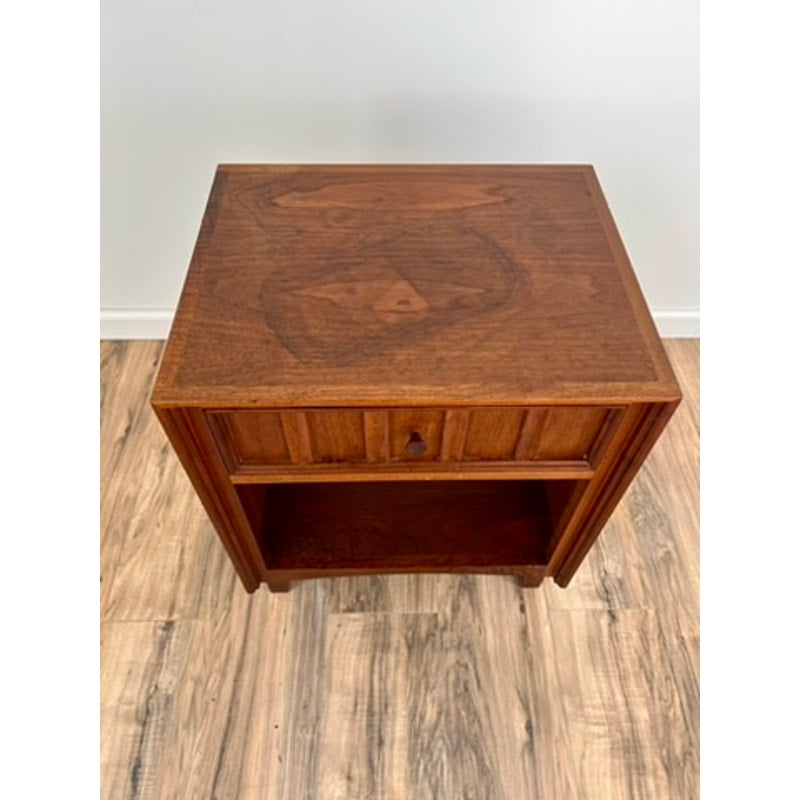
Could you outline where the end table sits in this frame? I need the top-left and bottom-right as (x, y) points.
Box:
(151, 164), (681, 592)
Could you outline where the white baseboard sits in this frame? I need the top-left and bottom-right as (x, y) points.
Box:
(652, 309), (700, 338)
(100, 309), (173, 340)
(100, 307), (700, 340)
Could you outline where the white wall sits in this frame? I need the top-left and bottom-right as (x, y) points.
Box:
(101, 0), (699, 338)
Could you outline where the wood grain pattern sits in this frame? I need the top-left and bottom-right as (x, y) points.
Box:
(212, 410), (291, 465)
(440, 408), (469, 461)
(548, 401), (679, 586)
(210, 404), (617, 471)
(101, 341), (235, 621)
(228, 461), (596, 483)
(514, 407), (549, 459)
(280, 411), (313, 464)
(153, 405), (265, 590)
(306, 410), (367, 463)
(533, 406), (609, 461)
(102, 339), (699, 800)
(364, 410), (390, 462)
(463, 407), (527, 460)
(151, 164), (681, 408)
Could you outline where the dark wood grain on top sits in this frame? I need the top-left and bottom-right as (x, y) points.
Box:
(152, 165), (679, 407)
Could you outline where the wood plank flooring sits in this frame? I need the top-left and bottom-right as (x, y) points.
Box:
(100, 339), (699, 800)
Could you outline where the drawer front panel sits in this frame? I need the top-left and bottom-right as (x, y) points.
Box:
(388, 409), (444, 461)
(528, 407), (610, 461)
(209, 406), (619, 472)
(306, 410), (366, 463)
(462, 408), (528, 460)
(213, 410), (292, 466)
(461, 407), (612, 462)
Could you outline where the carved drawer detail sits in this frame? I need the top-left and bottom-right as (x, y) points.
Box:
(208, 406), (620, 473)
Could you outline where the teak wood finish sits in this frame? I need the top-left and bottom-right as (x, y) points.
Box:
(151, 164), (681, 593)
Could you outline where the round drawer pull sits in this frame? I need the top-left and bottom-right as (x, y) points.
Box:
(405, 430), (428, 456)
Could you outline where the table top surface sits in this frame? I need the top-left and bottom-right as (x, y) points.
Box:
(152, 164), (680, 408)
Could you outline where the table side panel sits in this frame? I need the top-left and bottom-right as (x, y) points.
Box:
(152, 405), (268, 590)
(546, 400), (680, 584)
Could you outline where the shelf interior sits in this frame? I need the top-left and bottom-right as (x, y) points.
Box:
(237, 479), (588, 572)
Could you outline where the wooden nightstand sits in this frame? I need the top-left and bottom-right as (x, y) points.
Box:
(151, 164), (681, 593)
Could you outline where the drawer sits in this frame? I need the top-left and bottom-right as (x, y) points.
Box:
(208, 406), (620, 473)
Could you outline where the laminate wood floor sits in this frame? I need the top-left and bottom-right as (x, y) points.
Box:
(100, 339), (699, 800)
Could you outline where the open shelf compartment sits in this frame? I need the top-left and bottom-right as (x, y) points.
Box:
(236, 479), (588, 575)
